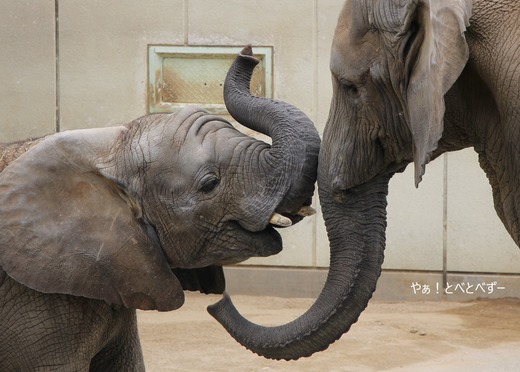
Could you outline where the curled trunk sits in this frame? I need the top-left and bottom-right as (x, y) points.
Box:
(223, 46), (320, 215)
(208, 173), (390, 360)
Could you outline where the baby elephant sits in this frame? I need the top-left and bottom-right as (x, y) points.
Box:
(0, 47), (320, 370)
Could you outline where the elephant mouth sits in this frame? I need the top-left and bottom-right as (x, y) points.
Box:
(174, 205), (316, 270)
(213, 222), (283, 267)
(220, 206), (316, 265)
(268, 205), (316, 228)
(216, 205), (316, 266)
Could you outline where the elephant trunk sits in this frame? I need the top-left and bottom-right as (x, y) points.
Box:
(223, 46), (320, 215)
(208, 168), (390, 360)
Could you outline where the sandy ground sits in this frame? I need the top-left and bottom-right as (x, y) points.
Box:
(137, 293), (520, 371)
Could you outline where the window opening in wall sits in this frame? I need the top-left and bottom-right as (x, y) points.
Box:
(148, 46), (273, 115)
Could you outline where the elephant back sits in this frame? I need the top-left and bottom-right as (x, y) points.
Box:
(0, 139), (42, 173)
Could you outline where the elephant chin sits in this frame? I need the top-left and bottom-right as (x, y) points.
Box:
(221, 223), (283, 265)
(188, 222), (283, 269)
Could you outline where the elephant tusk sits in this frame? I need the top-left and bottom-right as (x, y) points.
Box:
(269, 213), (292, 227)
(296, 206), (316, 217)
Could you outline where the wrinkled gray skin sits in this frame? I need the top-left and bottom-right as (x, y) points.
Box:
(209, 0), (520, 361)
(0, 47), (320, 370)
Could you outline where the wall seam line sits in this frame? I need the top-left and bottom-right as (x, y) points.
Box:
(183, 0), (189, 45)
(443, 153), (449, 289)
(312, 0), (319, 268)
(54, 0), (60, 133)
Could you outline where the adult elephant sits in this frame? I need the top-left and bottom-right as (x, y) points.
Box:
(0, 46), (320, 370)
(209, 0), (520, 361)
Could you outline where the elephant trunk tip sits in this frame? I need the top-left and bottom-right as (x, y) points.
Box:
(240, 45), (253, 56)
(207, 292), (331, 361)
(239, 45), (260, 65)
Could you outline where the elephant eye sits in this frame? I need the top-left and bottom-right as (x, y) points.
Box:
(199, 175), (220, 193)
(337, 77), (360, 97)
(342, 82), (359, 96)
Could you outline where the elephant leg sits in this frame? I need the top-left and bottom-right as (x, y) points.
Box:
(0, 270), (142, 370)
(477, 142), (520, 247)
(89, 309), (145, 372)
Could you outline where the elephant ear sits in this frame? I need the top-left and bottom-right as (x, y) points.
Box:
(402, 0), (472, 186)
(0, 129), (184, 311)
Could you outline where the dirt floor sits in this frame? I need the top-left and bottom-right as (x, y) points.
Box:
(137, 293), (520, 371)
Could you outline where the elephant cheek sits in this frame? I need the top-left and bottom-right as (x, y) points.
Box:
(322, 123), (385, 191)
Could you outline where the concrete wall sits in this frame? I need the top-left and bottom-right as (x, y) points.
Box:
(1, 0), (518, 299)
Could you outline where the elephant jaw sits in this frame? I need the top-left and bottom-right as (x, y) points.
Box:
(204, 206), (316, 265)
(231, 205), (318, 260)
(215, 223), (283, 266)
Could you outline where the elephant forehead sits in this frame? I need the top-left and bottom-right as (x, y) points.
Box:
(331, 1), (380, 79)
(330, 33), (380, 77)
(152, 128), (254, 179)
(141, 115), (235, 153)
(172, 115), (250, 150)
(175, 124), (253, 159)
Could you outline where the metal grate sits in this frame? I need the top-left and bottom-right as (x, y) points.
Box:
(148, 46), (272, 114)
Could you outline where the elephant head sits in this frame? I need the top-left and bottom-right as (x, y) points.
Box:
(0, 46), (320, 312)
(207, 1), (473, 361)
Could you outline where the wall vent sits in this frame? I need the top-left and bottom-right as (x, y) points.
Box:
(148, 46), (272, 114)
